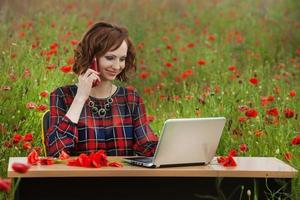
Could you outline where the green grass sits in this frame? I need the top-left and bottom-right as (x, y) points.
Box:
(0, 0), (299, 199)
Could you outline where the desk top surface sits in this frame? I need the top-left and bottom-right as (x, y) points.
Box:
(7, 156), (298, 178)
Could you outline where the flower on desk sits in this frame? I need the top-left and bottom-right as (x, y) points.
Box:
(217, 156), (237, 167)
(27, 149), (39, 165)
(67, 150), (123, 168)
(40, 157), (55, 165)
(217, 149), (237, 167)
(26, 149), (123, 168)
(12, 162), (31, 173)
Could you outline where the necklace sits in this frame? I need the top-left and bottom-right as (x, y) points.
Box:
(88, 85), (114, 117)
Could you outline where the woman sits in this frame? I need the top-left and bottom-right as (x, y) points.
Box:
(46, 22), (158, 157)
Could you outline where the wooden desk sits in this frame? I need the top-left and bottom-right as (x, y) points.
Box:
(8, 157), (298, 200)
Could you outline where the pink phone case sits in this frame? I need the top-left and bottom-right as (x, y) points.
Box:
(91, 57), (100, 88)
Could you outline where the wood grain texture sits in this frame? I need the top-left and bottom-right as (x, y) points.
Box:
(8, 156), (298, 178)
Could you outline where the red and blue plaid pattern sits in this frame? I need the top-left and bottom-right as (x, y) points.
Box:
(46, 85), (158, 157)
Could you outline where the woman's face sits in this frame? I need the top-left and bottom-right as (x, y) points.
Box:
(98, 40), (128, 81)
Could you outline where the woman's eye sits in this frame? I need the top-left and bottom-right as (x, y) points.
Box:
(120, 58), (126, 62)
(105, 56), (114, 60)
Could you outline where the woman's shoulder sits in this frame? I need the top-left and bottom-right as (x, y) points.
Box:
(119, 86), (138, 96)
(119, 86), (142, 103)
(50, 84), (77, 97)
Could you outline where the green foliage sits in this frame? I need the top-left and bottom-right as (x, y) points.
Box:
(0, 0), (299, 199)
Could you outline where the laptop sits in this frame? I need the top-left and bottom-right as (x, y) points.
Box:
(123, 117), (226, 168)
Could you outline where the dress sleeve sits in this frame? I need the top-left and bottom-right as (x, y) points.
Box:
(132, 91), (158, 156)
(46, 88), (79, 157)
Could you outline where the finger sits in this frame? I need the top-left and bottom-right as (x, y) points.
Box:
(86, 68), (100, 76)
(87, 73), (101, 83)
(83, 69), (100, 79)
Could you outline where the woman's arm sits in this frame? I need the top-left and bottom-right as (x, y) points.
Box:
(46, 69), (100, 156)
(46, 88), (84, 157)
(132, 91), (158, 156)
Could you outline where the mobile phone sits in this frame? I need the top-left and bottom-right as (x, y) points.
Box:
(90, 57), (101, 88)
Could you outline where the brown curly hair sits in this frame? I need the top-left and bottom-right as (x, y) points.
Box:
(73, 22), (136, 82)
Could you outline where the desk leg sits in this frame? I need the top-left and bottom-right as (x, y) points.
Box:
(15, 177), (292, 200)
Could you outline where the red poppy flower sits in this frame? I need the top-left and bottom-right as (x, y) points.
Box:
(67, 57), (75, 65)
(22, 142), (31, 150)
(36, 104), (47, 111)
(289, 90), (296, 97)
(12, 163), (31, 173)
(197, 59), (206, 65)
(249, 77), (259, 85)
(70, 39), (78, 45)
(260, 96), (269, 107)
(223, 156), (237, 167)
(59, 150), (70, 160)
(268, 95), (275, 102)
(109, 162), (123, 168)
(0, 178), (11, 192)
(217, 156), (237, 167)
(255, 130), (264, 137)
(24, 68), (31, 78)
(238, 116), (247, 123)
(46, 64), (56, 70)
(67, 158), (80, 166)
(26, 102), (36, 109)
(245, 109), (258, 118)
(60, 65), (72, 73)
(238, 105), (249, 112)
(97, 150), (108, 166)
(147, 115), (155, 123)
(24, 133), (33, 142)
(291, 135), (300, 145)
(39, 91), (49, 97)
(228, 149), (238, 157)
(228, 65), (237, 72)
(283, 108), (295, 118)
(27, 149), (39, 165)
(139, 72), (150, 79)
(19, 31), (25, 38)
(143, 87), (153, 94)
(208, 34), (216, 42)
(239, 144), (248, 152)
(284, 152), (292, 161)
(89, 152), (101, 168)
(50, 42), (58, 49)
(166, 44), (173, 50)
(266, 108), (279, 116)
(78, 153), (91, 167)
(187, 42), (195, 48)
(40, 157), (55, 165)
(4, 141), (12, 148)
(12, 134), (23, 144)
(164, 62), (173, 68)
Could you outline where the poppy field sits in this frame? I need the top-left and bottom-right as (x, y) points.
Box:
(0, 0), (299, 199)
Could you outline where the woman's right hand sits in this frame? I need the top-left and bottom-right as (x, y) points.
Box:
(75, 69), (101, 102)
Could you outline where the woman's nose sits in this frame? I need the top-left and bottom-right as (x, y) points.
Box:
(112, 60), (121, 70)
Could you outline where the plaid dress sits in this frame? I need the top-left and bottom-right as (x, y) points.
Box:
(46, 85), (158, 157)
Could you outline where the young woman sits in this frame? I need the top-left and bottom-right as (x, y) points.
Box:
(46, 22), (158, 157)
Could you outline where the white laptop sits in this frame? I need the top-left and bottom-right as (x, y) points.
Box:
(123, 117), (226, 168)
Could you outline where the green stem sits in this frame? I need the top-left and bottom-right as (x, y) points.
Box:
(12, 177), (21, 198)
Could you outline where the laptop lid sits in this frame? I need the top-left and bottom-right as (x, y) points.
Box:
(152, 117), (226, 167)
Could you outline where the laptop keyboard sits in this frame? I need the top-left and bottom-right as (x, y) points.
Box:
(127, 157), (153, 163)
(136, 157), (153, 163)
